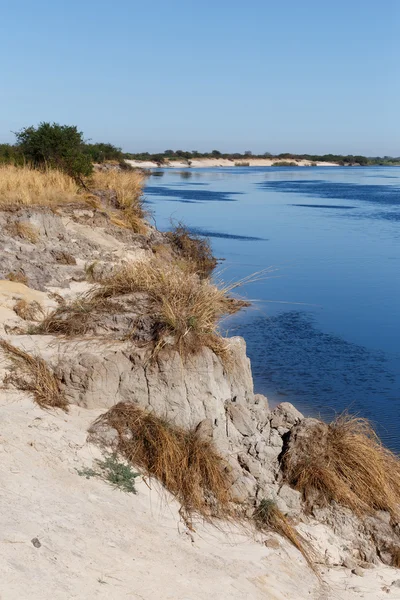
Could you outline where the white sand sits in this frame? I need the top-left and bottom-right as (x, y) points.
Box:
(0, 391), (398, 600)
(126, 158), (339, 169)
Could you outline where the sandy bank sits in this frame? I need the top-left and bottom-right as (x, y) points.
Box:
(126, 158), (339, 169)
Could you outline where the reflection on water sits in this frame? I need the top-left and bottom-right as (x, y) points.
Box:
(145, 166), (400, 451)
(145, 185), (241, 203)
(189, 227), (267, 241)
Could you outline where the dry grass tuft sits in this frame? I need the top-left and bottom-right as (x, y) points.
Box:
(6, 271), (28, 286)
(91, 258), (247, 358)
(166, 223), (217, 279)
(0, 165), (80, 209)
(283, 415), (400, 519)
(390, 545), (400, 568)
(92, 170), (147, 234)
(13, 299), (43, 321)
(36, 296), (122, 336)
(0, 340), (68, 410)
(254, 499), (316, 572)
(6, 220), (39, 243)
(92, 402), (232, 519)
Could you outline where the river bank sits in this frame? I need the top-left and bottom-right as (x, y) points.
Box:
(0, 166), (399, 598)
(127, 157), (340, 169)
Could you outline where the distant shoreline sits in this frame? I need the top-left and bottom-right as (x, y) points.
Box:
(126, 158), (339, 169)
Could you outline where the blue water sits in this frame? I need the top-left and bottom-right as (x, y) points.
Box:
(144, 167), (400, 451)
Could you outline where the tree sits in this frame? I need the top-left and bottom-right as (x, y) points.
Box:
(83, 142), (123, 163)
(244, 150), (252, 156)
(15, 122), (93, 179)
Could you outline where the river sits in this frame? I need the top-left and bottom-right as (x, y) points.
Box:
(144, 166), (400, 451)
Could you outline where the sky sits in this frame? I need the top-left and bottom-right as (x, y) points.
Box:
(1, 0), (399, 155)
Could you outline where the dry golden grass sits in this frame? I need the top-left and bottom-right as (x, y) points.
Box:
(92, 170), (147, 234)
(254, 499), (316, 572)
(283, 415), (400, 519)
(92, 402), (232, 519)
(6, 220), (39, 243)
(0, 165), (80, 209)
(165, 223), (217, 279)
(13, 299), (43, 321)
(36, 296), (122, 336)
(390, 545), (400, 568)
(0, 340), (68, 410)
(6, 271), (28, 286)
(91, 258), (247, 358)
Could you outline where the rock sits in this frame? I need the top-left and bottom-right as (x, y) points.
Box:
(238, 453), (262, 479)
(264, 537), (280, 549)
(269, 402), (304, 430)
(392, 579), (400, 588)
(251, 394), (270, 430)
(195, 418), (214, 442)
(31, 537), (41, 548)
(277, 484), (302, 512)
(351, 567), (364, 577)
(277, 427), (290, 436)
(229, 473), (257, 503)
(269, 429), (283, 448)
(227, 404), (255, 437)
(343, 556), (357, 570)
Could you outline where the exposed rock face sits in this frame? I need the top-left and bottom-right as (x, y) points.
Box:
(60, 336), (303, 507)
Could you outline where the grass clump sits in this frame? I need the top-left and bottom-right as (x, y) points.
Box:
(13, 299), (43, 321)
(166, 222), (217, 279)
(272, 161), (298, 167)
(77, 453), (139, 494)
(6, 271), (29, 286)
(254, 499), (316, 571)
(283, 415), (400, 519)
(0, 165), (80, 209)
(0, 340), (68, 410)
(92, 402), (232, 519)
(92, 170), (147, 233)
(91, 258), (247, 358)
(6, 221), (39, 243)
(36, 296), (122, 336)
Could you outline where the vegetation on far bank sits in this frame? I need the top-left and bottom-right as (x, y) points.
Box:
(1, 121), (399, 170)
(125, 150), (400, 167)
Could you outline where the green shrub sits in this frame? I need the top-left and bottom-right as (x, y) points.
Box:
(83, 142), (124, 163)
(77, 453), (139, 494)
(15, 122), (93, 179)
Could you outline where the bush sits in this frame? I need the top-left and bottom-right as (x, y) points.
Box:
(0, 340), (68, 410)
(165, 222), (217, 279)
(83, 142), (123, 164)
(90, 258), (246, 359)
(0, 143), (24, 166)
(91, 402), (232, 519)
(283, 415), (400, 519)
(15, 122), (93, 179)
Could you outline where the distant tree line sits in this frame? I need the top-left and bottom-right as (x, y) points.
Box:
(1, 123), (399, 175)
(124, 149), (400, 166)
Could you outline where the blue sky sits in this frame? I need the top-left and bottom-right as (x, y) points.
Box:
(1, 0), (398, 155)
